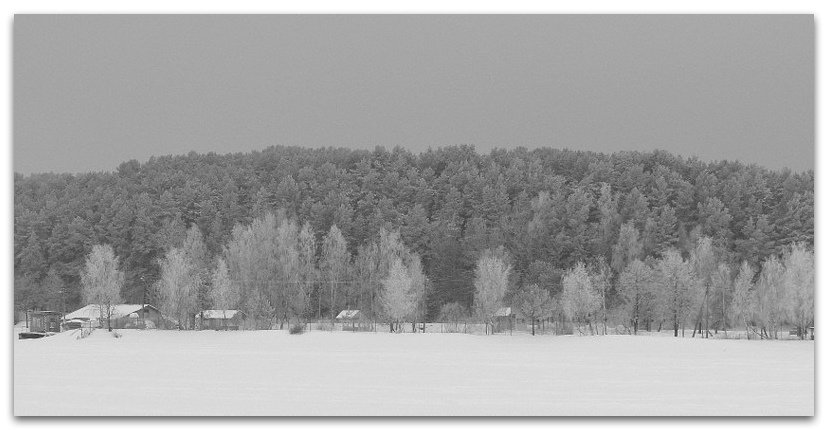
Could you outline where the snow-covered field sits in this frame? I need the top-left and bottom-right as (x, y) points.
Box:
(13, 328), (813, 416)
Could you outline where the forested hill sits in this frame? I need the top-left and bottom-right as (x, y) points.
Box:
(14, 145), (814, 316)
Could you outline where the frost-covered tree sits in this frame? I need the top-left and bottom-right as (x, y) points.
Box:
(407, 254), (428, 332)
(210, 258), (239, 329)
(295, 222), (318, 322)
(656, 248), (695, 337)
(275, 219), (300, 327)
(690, 237), (717, 338)
(354, 242), (381, 319)
(381, 258), (416, 332)
(589, 257), (611, 335)
(712, 263), (732, 334)
(80, 244), (124, 332)
(730, 261), (755, 338)
(224, 213), (281, 328)
(611, 222), (642, 274)
(473, 249), (511, 335)
(617, 259), (655, 334)
(516, 284), (553, 335)
(39, 268), (65, 313)
(755, 255), (786, 339)
(321, 224), (350, 321)
(783, 243), (814, 339)
(156, 247), (200, 329)
(182, 225), (211, 322)
(561, 262), (599, 334)
(438, 302), (468, 332)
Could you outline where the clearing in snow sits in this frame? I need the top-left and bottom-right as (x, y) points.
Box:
(13, 329), (814, 416)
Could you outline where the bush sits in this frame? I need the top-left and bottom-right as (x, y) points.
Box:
(289, 324), (305, 335)
(315, 320), (334, 331)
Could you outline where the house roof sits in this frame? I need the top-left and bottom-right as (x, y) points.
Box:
(335, 310), (360, 320)
(201, 310), (243, 319)
(494, 307), (513, 317)
(64, 304), (158, 320)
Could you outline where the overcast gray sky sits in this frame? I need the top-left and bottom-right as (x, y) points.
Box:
(14, 15), (813, 174)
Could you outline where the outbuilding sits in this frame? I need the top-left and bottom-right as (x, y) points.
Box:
(197, 310), (247, 330)
(335, 309), (366, 331)
(28, 310), (62, 333)
(493, 307), (517, 333)
(64, 304), (164, 329)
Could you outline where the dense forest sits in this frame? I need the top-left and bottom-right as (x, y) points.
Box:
(14, 145), (814, 332)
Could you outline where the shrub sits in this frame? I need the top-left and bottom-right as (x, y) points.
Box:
(315, 320), (334, 331)
(289, 324), (305, 334)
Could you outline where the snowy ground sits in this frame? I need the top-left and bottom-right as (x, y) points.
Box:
(13, 328), (813, 416)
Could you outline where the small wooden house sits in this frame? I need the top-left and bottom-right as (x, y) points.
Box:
(493, 307), (517, 333)
(198, 310), (246, 330)
(335, 309), (365, 331)
(64, 304), (164, 329)
(29, 311), (62, 333)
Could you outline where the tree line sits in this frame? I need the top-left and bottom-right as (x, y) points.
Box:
(14, 145), (814, 334)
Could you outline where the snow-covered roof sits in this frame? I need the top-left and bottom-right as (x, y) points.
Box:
(64, 304), (157, 320)
(201, 310), (242, 319)
(335, 310), (360, 320)
(494, 307), (513, 317)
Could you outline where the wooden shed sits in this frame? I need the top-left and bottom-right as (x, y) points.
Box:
(29, 311), (62, 333)
(198, 310), (246, 330)
(335, 309), (366, 331)
(493, 307), (517, 334)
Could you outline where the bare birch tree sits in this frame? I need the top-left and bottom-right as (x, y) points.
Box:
(730, 261), (755, 338)
(156, 247), (200, 329)
(656, 248), (695, 337)
(783, 242), (814, 339)
(210, 257), (239, 329)
(80, 244), (124, 332)
(755, 255), (785, 339)
(295, 222), (317, 324)
(516, 284), (553, 335)
(618, 259), (655, 335)
(473, 249), (511, 335)
(321, 224), (349, 323)
(381, 258), (416, 332)
(561, 262), (600, 335)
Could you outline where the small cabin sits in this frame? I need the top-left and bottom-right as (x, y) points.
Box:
(64, 304), (164, 329)
(29, 311), (62, 333)
(198, 310), (246, 330)
(493, 307), (517, 333)
(335, 309), (366, 331)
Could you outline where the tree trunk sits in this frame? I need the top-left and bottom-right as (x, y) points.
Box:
(531, 318), (535, 336)
(673, 317), (678, 337)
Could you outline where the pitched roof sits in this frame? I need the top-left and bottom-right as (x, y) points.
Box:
(201, 310), (242, 319)
(335, 310), (360, 320)
(494, 307), (513, 317)
(64, 304), (158, 320)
